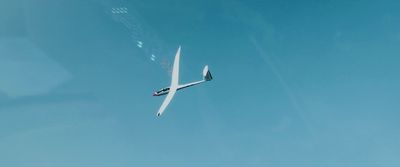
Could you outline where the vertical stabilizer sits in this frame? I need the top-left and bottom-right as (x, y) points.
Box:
(203, 65), (213, 81)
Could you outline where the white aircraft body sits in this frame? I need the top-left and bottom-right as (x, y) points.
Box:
(153, 46), (213, 116)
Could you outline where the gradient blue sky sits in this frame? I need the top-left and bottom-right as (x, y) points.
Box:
(1, 0), (400, 167)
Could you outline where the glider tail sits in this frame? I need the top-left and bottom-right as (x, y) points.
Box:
(203, 65), (213, 81)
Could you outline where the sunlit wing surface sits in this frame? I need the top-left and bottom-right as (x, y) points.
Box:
(171, 46), (180, 89)
(157, 46), (181, 116)
(157, 90), (176, 116)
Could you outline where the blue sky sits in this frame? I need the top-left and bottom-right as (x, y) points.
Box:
(1, 0), (400, 166)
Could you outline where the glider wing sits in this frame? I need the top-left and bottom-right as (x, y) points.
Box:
(157, 90), (176, 116)
(156, 46), (181, 116)
(171, 46), (180, 89)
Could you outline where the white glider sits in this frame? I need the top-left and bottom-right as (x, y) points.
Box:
(153, 46), (213, 116)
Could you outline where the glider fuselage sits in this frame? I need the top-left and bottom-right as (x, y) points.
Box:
(153, 80), (205, 96)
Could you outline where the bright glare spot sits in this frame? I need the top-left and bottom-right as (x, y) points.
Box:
(151, 54), (156, 61)
(136, 41), (143, 48)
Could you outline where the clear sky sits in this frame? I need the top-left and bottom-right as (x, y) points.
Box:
(1, 0), (400, 166)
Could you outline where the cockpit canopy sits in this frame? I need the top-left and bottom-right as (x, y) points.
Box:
(156, 87), (170, 94)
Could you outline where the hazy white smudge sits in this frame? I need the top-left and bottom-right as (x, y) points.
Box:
(0, 38), (72, 97)
(249, 36), (315, 136)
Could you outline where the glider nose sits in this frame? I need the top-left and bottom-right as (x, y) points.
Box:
(152, 92), (157, 96)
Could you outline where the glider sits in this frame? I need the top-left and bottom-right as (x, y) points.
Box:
(153, 46), (213, 116)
